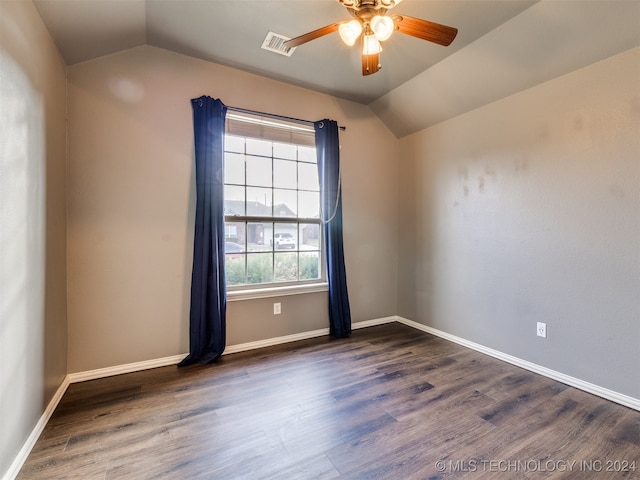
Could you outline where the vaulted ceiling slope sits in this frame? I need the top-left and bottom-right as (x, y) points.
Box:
(34, 0), (640, 137)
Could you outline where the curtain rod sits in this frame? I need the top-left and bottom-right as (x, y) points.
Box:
(227, 106), (346, 131)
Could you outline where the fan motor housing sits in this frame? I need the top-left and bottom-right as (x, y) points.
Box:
(339, 0), (398, 12)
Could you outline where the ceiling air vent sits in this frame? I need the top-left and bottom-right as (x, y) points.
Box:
(261, 31), (296, 57)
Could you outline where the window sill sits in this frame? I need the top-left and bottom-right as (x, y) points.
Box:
(227, 282), (328, 302)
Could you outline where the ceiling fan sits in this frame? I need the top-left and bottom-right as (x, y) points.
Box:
(284, 0), (458, 76)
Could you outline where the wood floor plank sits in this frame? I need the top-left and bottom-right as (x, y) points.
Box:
(17, 323), (640, 479)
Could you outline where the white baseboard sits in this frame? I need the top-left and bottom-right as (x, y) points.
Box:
(67, 354), (187, 384)
(10, 313), (635, 480)
(224, 327), (330, 355)
(65, 315), (639, 412)
(3, 316), (395, 480)
(352, 316), (398, 329)
(225, 316), (396, 354)
(2, 376), (70, 480)
(395, 316), (640, 412)
(67, 317), (398, 383)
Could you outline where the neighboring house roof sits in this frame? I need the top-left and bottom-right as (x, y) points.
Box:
(224, 200), (296, 218)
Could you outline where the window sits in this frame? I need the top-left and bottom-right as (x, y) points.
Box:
(223, 112), (324, 293)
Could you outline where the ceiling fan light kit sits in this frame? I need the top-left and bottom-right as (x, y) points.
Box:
(362, 33), (382, 55)
(370, 15), (394, 41)
(338, 19), (362, 46)
(283, 0), (458, 76)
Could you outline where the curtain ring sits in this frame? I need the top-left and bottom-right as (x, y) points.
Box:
(318, 121), (324, 129)
(199, 98), (204, 107)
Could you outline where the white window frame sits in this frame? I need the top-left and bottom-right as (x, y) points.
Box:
(223, 112), (327, 300)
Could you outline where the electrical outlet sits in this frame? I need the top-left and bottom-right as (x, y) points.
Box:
(537, 322), (547, 338)
(273, 302), (281, 315)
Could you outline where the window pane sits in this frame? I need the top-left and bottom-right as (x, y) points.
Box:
(225, 254), (246, 286)
(273, 142), (297, 160)
(247, 222), (272, 252)
(246, 253), (273, 284)
(225, 221), (245, 248)
(246, 138), (272, 156)
(224, 153), (245, 185)
(224, 185), (245, 216)
(299, 223), (320, 251)
(246, 155), (272, 187)
(225, 135), (245, 153)
(274, 189), (297, 217)
(300, 252), (320, 280)
(298, 162), (319, 191)
(223, 120), (323, 289)
(246, 187), (272, 216)
(274, 252), (298, 282)
(298, 146), (317, 163)
(298, 191), (319, 219)
(225, 222), (247, 286)
(274, 223), (297, 250)
(274, 159), (297, 189)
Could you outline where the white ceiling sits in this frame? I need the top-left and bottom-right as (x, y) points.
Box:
(33, 0), (640, 137)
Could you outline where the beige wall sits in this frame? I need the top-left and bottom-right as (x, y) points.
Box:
(398, 47), (640, 398)
(0, 1), (67, 477)
(66, 45), (399, 372)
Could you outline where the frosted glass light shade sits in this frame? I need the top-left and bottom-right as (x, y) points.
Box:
(371, 15), (394, 41)
(362, 34), (382, 55)
(338, 20), (363, 46)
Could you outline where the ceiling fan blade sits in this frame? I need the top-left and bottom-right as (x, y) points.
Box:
(362, 51), (381, 76)
(284, 23), (341, 48)
(391, 14), (458, 46)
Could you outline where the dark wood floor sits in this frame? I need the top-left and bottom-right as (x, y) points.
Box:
(18, 323), (639, 479)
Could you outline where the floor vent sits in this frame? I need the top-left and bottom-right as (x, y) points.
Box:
(261, 31), (296, 56)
